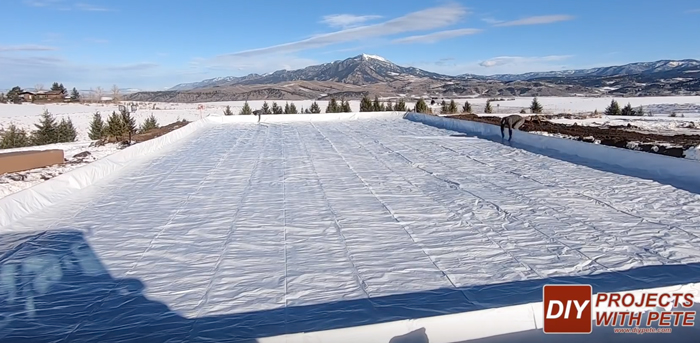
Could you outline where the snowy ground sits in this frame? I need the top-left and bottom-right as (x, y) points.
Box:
(2, 115), (700, 341)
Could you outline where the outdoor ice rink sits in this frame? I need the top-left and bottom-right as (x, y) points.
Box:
(3, 114), (700, 342)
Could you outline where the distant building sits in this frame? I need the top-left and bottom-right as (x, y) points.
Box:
(19, 90), (65, 103)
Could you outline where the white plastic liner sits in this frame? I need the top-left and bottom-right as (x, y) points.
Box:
(2, 112), (700, 342)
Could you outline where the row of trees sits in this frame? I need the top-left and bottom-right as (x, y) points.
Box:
(0, 110), (161, 149)
(359, 96), (408, 112)
(604, 99), (644, 116)
(88, 110), (160, 141)
(0, 110), (78, 149)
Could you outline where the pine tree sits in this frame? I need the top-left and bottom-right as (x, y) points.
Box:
(326, 98), (339, 113)
(56, 117), (77, 143)
(372, 96), (382, 112)
(341, 99), (352, 112)
(448, 100), (459, 114)
(121, 109), (137, 139)
(0, 124), (31, 149)
(462, 101), (472, 114)
(88, 112), (105, 140)
(385, 101), (394, 111)
(440, 100), (449, 114)
(635, 105), (644, 116)
(240, 101), (252, 115)
(360, 96), (373, 112)
(621, 102), (635, 116)
(378, 102), (386, 111)
(272, 102), (283, 114)
(304, 108), (311, 114)
(261, 101), (271, 114)
(139, 114), (159, 133)
(310, 101), (321, 113)
(106, 111), (126, 140)
(529, 97), (543, 114)
(414, 99), (429, 113)
(6, 86), (23, 103)
(485, 100), (493, 114)
(284, 102), (291, 114)
(32, 109), (58, 145)
(605, 99), (621, 116)
(70, 88), (80, 102)
(395, 98), (407, 111)
(51, 82), (61, 92)
(288, 103), (298, 114)
(223, 105), (234, 116)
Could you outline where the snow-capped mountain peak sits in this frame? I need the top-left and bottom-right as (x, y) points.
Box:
(359, 53), (389, 62)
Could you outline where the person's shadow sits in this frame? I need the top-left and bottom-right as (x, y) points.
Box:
(3, 229), (700, 343)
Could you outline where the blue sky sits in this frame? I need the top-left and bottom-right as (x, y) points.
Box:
(2, 0), (700, 91)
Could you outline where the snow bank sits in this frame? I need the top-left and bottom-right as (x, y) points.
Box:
(685, 145), (700, 161)
(404, 112), (700, 185)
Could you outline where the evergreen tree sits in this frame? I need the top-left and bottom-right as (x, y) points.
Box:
(289, 102), (298, 114)
(106, 111), (126, 139)
(31, 109), (58, 145)
(360, 96), (373, 112)
(378, 102), (386, 111)
(326, 98), (340, 113)
(120, 109), (137, 138)
(0, 93), (6, 103)
(485, 100), (493, 114)
(223, 105), (234, 116)
(341, 99), (352, 112)
(385, 101), (394, 111)
(88, 112), (105, 140)
(520, 109), (527, 114)
(372, 96), (382, 112)
(56, 117), (77, 143)
(0, 124), (31, 149)
(284, 102), (291, 114)
(448, 100), (459, 114)
(462, 101), (472, 114)
(414, 99), (429, 113)
(636, 105), (644, 116)
(605, 99), (621, 116)
(51, 82), (61, 92)
(395, 98), (407, 111)
(240, 101), (252, 115)
(70, 88), (80, 102)
(621, 102), (635, 116)
(139, 114), (159, 133)
(6, 86), (22, 103)
(261, 101), (271, 114)
(530, 97), (543, 114)
(440, 100), (449, 114)
(310, 101), (321, 113)
(304, 108), (311, 114)
(272, 102), (283, 114)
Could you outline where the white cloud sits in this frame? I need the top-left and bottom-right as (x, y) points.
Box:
(481, 17), (504, 25)
(23, 0), (115, 11)
(392, 28), (482, 44)
(321, 14), (383, 28)
(494, 15), (574, 27)
(479, 55), (573, 68)
(0, 44), (58, 52)
(217, 3), (468, 58)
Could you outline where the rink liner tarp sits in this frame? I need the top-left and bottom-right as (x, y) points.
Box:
(405, 112), (700, 189)
(2, 112), (700, 342)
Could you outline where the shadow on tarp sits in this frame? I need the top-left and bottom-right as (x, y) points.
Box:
(408, 116), (700, 195)
(2, 229), (700, 343)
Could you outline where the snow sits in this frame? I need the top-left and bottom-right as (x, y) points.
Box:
(361, 53), (388, 62)
(2, 113), (700, 341)
(685, 145), (700, 161)
(0, 141), (121, 199)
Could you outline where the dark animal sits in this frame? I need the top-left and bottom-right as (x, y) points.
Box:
(500, 114), (526, 141)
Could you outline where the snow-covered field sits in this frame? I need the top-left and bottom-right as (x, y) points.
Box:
(2, 114), (700, 341)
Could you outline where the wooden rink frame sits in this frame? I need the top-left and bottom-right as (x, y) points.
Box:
(0, 149), (65, 175)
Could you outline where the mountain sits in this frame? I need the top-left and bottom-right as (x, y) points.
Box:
(124, 56), (700, 102)
(168, 54), (450, 91)
(468, 59), (700, 82)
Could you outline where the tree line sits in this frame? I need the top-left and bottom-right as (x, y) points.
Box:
(604, 99), (645, 116)
(0, 109), (161, 150)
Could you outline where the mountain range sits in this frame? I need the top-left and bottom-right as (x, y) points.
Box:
(124, 55), (700, 103)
